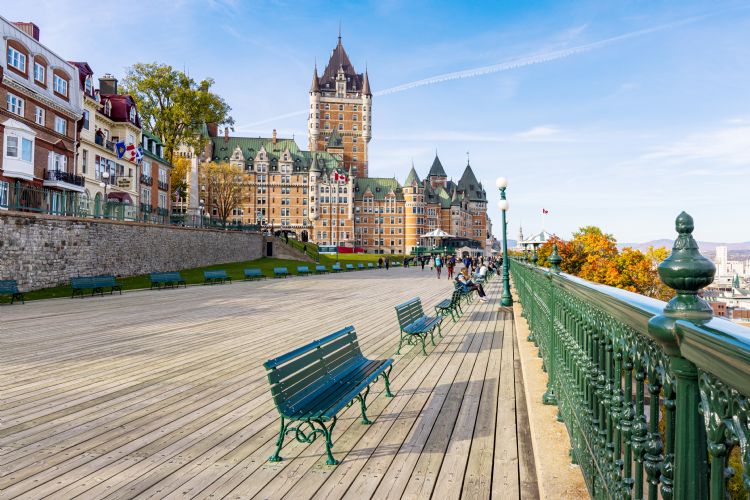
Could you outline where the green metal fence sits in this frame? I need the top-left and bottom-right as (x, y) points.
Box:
(510, 212), (750, 500)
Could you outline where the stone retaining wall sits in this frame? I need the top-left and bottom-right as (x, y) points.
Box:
(0, 211), (263, 291)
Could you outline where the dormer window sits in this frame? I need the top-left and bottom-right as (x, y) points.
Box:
(129, 107), (136, 122)
(7, 46), (26, 73)
(53, 75), (68, 97)
(34, 62), (45, 84)
(104, 100), (112, 115)
(85, 75), (93, 95)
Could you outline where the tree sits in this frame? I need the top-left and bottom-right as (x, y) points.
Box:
(170, 156), (191, 198)
(203, 162), (244, 227)
(121, 63), (233, 165)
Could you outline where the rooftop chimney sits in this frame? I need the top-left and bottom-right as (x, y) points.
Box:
(13, 22), (40, 41)
(272, 129), (277, 144)
(224, 127), (229, 142)
(206, 123), (218, 138)
(99, 74), (118, 95)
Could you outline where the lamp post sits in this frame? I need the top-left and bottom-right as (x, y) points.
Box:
(496, 177), (513, 307)
(99, 170), (110, 218)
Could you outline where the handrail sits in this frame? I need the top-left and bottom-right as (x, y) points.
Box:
(510, 212), (750, 500)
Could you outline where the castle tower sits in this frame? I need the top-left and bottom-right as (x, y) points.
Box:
(404, 164), (424, 253)
(308, 34), (372, 177)
(427, 153), (448, 189)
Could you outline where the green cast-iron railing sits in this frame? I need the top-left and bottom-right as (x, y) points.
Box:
(509, 212), (750, 500)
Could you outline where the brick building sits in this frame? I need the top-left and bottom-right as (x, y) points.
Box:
(0, 18), (83, 213)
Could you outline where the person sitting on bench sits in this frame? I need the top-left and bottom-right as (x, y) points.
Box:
(456, 273), (488, 303)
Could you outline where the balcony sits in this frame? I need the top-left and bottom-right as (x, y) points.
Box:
(43, 169), (86, 193)
(157, 180), (169, 191)
(140, 174), (153, 186)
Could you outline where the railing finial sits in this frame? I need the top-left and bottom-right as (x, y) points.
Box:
(548, 242), (562, 273)
(658, 211), (716, 319)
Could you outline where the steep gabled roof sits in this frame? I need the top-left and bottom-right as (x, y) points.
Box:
(354, 177), (404, 201)
(320, 36), (363, 92)
(428, 154), (447, 178)
(362, 70), (371, 96)
(310, 63), (320, 92)
(457, 162), (487, 202)
(405, 164), (420, 186)
(326, 129), (344, 149)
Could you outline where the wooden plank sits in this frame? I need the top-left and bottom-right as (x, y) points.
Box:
(514, 324), (540, 500)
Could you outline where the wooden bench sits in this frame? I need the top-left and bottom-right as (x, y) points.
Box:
(454, 280), (475, 305)
(203, 270), (231, 285)
(71, 275), (122, 298)
(149, 272), (186, 289)
(345, 263), (354, 271)
(315, 265), (328, 274)
(435, 290), (464, 322)
(274, 267), (290, 278)
(331, 264), (343, 272)
(264, 325), (393, 465)
(0, 279), (24, 304)
(244, 268), (265, 280)
(296, 266), (311, 275)
(394, 297), (443, 355)
(357, 263), (365, 270)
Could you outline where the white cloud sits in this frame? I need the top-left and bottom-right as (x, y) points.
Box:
(514, 125), (563, 140)
(639, 125), (750, 167)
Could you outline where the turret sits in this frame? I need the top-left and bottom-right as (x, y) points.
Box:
(309, 63), (320, 151)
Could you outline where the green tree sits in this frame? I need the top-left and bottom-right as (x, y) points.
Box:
(121, 62), (233, 165)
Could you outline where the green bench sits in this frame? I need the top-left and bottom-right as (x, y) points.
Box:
(367, 263), (374, 269)
(244, 268), (265, 280)
(264, 325), (393, 465)
(454, 281), (475, 305)
(0, 280), (24, 304)
(331, 264), (343, 272)
(71, 275), (122, 298)
(315, 265), (328, 274)
(274, 267), (290, 278)
(296, 266), (311, 275)
(357, 263), (365, 270)
(435, 290), (464, 322)
(204, 270), (231, 285)
(395, 297), (443, 355)
(149, 272), (186, 289)
(345, 263), (355, 271)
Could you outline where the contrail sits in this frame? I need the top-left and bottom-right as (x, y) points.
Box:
(236, 13), (712, 130)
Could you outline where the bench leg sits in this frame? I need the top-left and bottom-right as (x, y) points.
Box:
(396, 332), (404, 355)
(382, 365), (394, 398)
(420, 334), (427, 355)
(314, 417), (339, 465)
(356, 386), (372, 425)
(269, 416), (287, 462)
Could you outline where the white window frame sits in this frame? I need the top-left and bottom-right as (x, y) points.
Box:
(54, 115), (67, 135)
(34, 61), (45, 83)
(53, 74), (68, 96)
(35, 106), (44, 125)
(7, 46), (26, 72)
(6, 93), (24, 116)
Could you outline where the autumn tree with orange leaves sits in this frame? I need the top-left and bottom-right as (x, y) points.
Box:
(534, 226), (672, 301)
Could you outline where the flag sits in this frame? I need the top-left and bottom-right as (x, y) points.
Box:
(333, 171), (339, 182)
(115, 141), (127, 159)
(135, 146), (143, 164)
(542, 208), (549, 214)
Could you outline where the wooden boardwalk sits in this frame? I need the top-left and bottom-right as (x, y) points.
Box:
(0, 268), (538, 499)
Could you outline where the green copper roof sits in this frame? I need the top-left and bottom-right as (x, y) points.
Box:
(457, 163), (487, 202)
(141, 129), (169, 165)
(326, 129), (343, 149)
(354, 177), (404, 201)
(210, 136), (341, 173)
(405, 164), (420, 186)
(428, 154), (447, 178)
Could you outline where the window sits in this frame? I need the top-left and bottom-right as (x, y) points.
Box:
(129, 107), (136, 122)
(5, 136), (18, 157)
(158, 168), (167, 185)
(34, 62), (44, 83)
(54, 116), (67, 135)
(6, 94), (23, 116)
(35, 106), (44, 125)
(21, 138), (32, 162)
(339, 104), (344, 111)
(7, 46), (26, 72)
(48, 151), (66, 171)
(353, 114), (358, 121)
(85, 75), (93, 95)
(53, 75), (68, 96)
(82, 149), (88, 174)
(338, 124), (343, 130)
(338, 114), (343, 120)
(325, 113), (330, 120)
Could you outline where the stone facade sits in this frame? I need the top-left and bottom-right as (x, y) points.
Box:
(0, 211), (263, 291)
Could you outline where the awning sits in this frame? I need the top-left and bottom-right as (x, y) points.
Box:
(107, 192), (133, 204)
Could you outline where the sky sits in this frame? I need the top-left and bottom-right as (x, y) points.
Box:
(5, 0), (749, 243)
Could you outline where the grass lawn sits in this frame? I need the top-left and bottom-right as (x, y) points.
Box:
(4, 255), (408, 303)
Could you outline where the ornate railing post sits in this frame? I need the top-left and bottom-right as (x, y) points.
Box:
(648, 212), (715, 500)
(543, 243), (562, 405)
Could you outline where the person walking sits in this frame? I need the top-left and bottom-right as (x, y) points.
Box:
(420, 257), (426, 271)
(435, 254), (443, 279)
(385, 257), (390, 270)
(378, 257), (383, 269)
(447, 255), (456, 280)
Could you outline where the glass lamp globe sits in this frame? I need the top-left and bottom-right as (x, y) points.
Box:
(498, 200), (509, 211)
(495, 177), (507, 189)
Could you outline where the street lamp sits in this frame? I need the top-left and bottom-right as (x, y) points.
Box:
(496, 177), (513, 307)
(99, 171), (110, 218)
(199, 198), (205, 228)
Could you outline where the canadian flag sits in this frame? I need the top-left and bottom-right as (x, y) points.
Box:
(334, 171), (339, 182)
(542, 208), (549, 214)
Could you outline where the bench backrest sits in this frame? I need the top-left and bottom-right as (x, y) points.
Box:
(395, 297), (425, 328)
(274, 267), (289, 274)
(150, 272), (182, 281)
(357, 263), (365, 269)
(264, 326), (363, 416)
(345, 264), (354, 270)
(332, 264), (342, 270)
(204, 270), (228, 279)
(368, 263), (374, 268)
(0, 279), (19, 293)
(244, 268), (262, 277)
(71, 275), (117, 288)
(315, 265), (327, 272)
(296, 266), (309, 273)
(450, 289), (463, 304)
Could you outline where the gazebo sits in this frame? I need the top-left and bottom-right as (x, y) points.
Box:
(519, 230), (553, 252)
(420, 228), (454, 253)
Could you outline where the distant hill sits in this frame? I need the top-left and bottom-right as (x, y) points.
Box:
(619, 240), (750, 255)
